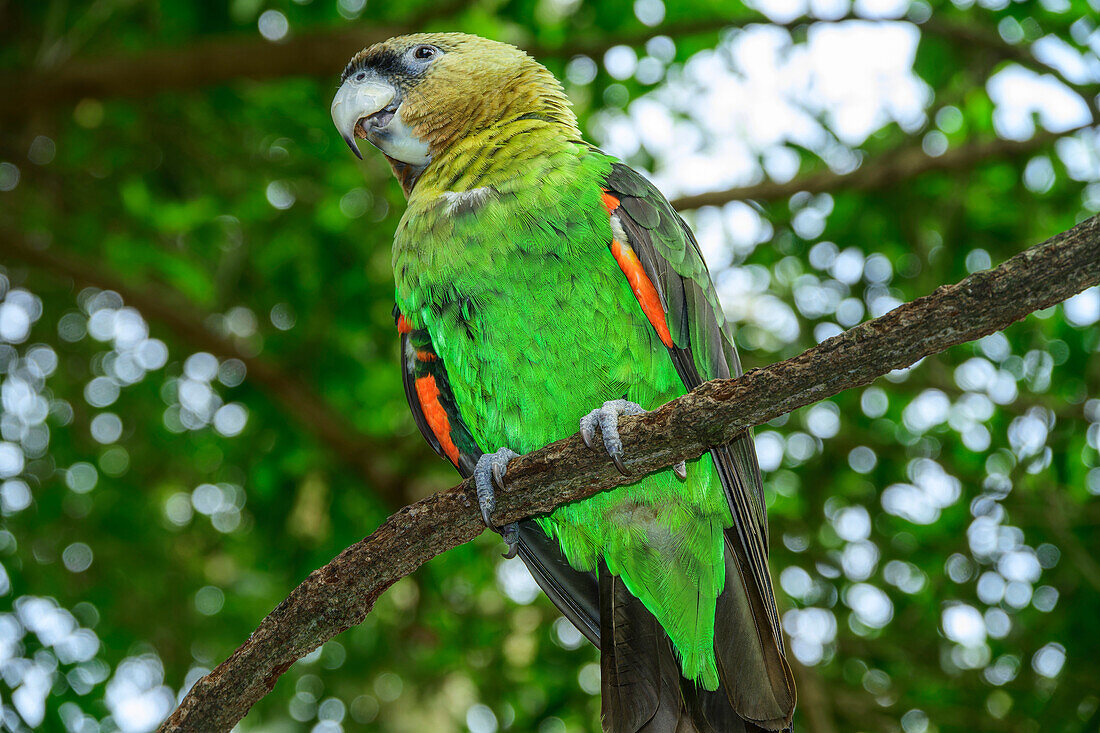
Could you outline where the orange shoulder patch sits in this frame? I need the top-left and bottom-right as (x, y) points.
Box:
(601, 190), (621, 213)
(414, 376), (460, 465)
(610, 240), (674, 348)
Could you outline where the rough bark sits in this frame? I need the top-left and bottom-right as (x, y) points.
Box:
(160, 216), (1099, 732)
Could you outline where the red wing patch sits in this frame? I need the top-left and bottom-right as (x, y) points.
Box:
(414, 376), (460, 465)
(603, 188), (673, 348)
(397, 314), (414, 334)
(601, 191), (621, 213)
(610, 240), (674, 348)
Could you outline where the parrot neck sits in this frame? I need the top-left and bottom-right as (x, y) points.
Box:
(385, 155), (428, 198)
(408, 117), (582, 200)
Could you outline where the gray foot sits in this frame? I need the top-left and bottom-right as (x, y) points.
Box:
(474, 447), (520, 558)
(579, 399), (686, 478)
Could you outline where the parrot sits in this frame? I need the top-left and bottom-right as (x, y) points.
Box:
(330, 33), (795, 732)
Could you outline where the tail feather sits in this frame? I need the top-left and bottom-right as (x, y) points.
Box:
(714, 532), (796, 728)
(599, 538), (795, 733)
(681, 682), (771, 733)
(599, 564), (668, 732)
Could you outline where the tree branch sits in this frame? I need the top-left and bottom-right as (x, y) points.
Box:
(0, 11), (738, 117)
(668, 125), (1091, 210)
(7, 10), (1092, 119)
(2, 234), (416, 506)
(921, 16), (1100, 119)
(0, 23), (402, 115)
(160, 216), (1099, 731)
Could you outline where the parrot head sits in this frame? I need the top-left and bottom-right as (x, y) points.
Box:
(331, 33), (577, 186)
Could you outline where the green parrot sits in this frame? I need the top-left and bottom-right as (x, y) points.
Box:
(331, 33), (795, 732)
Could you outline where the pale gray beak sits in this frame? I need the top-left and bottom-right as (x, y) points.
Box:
(331, 77), (396, 160)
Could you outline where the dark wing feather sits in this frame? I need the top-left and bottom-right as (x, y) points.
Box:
(602, 164), (795, 729)
(394, 306), (602, 648)
(600, 565), (690, 733)
(517, 523), (601, 646)
(401, 331), (446, 461)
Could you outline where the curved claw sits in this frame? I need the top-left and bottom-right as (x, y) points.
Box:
(500, 523), (519, 559)
(474, 447), (521, 555)
(578, 399), (647, 475)
(579, 413), (597, 450)
(491, 457), (508, 492)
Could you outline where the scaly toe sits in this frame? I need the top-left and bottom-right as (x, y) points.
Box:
(491, 456), (509, 492)
(474, 447), (521, 544)
(578, 399), (647, 475)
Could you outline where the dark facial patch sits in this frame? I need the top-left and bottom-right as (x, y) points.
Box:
(341, 47), (405, 83)
(341, 43), (444, 84)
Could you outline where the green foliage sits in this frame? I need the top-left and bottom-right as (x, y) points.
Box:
(0, 0), (1098, 731)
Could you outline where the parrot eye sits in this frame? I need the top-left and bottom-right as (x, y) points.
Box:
(354, 72), (367, 82)
(412, 45), (438, 61)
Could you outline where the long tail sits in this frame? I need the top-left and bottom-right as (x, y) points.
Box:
(598, 535), (795, 733)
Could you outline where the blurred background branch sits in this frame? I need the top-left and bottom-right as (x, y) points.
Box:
(4, 8), (1096, 119)
(2, 233), (419, 507)
(669, 124), (1092, 209)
